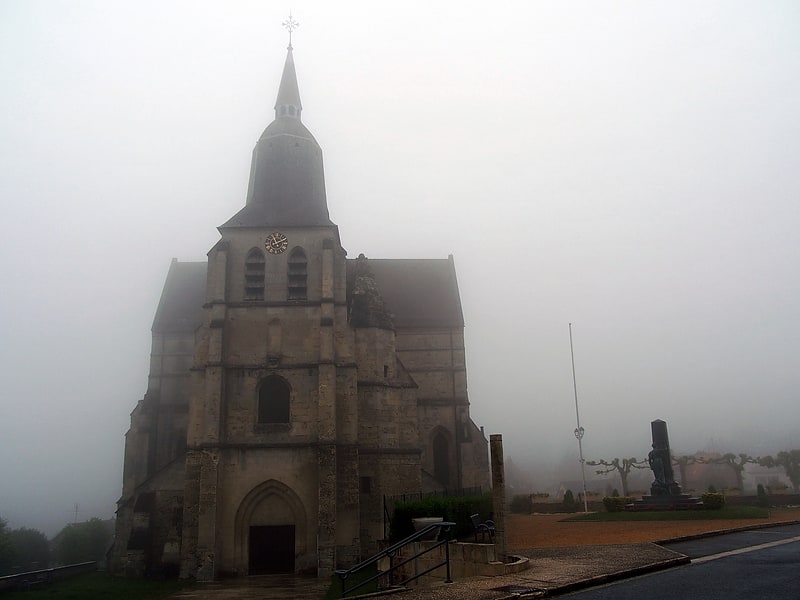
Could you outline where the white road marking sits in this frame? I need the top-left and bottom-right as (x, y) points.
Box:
(692, 535), (800, 564)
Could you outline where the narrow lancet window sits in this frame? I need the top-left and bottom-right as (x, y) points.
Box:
(245, 248), (266, 300)
(287, 247), (307, 300)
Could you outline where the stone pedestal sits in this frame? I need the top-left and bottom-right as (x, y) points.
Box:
(627, 419), (703, 511)
(628, 494), (703, 511)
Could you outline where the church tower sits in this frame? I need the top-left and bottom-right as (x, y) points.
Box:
(179, 41), (360, 579)
(113, 32), (490, 581)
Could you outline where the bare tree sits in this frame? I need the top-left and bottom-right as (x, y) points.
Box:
(587, 458), (648, 496)
(671, 454), (698, 489)
(702, 453), (757, 491)
(760, 450), (800, 493)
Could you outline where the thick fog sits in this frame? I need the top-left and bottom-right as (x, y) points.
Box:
(1, 1), (798, 534)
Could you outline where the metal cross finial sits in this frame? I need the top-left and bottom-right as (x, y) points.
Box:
(282, 12), (299, 49)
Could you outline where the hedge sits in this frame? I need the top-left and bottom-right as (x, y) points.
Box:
(701, 492), (726, 509)
(389, 493), (493, 541)
(602, 496), (635, 512)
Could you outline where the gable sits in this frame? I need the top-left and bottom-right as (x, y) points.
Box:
(347, 257), (464, 329)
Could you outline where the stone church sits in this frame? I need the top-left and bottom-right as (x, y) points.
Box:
(112, 41), (490, 580)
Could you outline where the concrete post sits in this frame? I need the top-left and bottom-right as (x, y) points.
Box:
(490, 434), (507, 560)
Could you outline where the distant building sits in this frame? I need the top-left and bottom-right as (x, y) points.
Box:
(111, 42), (489, 580)
(683, 452), (740, 492)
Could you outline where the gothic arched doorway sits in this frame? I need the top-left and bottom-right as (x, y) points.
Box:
(234, 479), (307, 575)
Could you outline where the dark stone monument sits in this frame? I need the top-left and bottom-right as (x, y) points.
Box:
(628, 419), (703, 511)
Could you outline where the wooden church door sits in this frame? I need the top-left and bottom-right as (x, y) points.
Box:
(248, 525), (295, 574)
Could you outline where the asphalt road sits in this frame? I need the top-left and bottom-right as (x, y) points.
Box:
(561, 524), (800, 600)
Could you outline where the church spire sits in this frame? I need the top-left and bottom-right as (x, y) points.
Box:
(220, 14), (332, 229)
(275, 14), (302, 121)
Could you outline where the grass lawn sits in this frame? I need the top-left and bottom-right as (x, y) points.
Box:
(1, 572), (193, 600)
(563, 506), (770, 522)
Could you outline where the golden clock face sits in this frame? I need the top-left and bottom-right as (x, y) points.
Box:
(265, 232), (289, 255)
(264, 231), (289, 254)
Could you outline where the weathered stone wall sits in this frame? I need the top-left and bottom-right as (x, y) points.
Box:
(113, 458), (185, 576)
(222, 229), (334, 303)
(213, 446), (320, 575)
(459, 420), (490, 490)
(391, 540), (530, 581)
(223, 366), (320, 442)
(395, 327), (488, 492)
(119, 213), (490, 580)
(114, 317), (196, 575)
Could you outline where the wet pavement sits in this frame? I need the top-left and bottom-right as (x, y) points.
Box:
(169, 573), (332, 599)
(166, 521), (800, 599)
(166, 543), (684, 599)
(390, 543), (687, 600)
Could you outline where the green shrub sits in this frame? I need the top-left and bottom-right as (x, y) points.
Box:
(510, 494), (532, 514)
(756, 484), (769, 508)
(389, 493), (493, 541)
(602, 496), (635, 512)
(702, 492), (726, 509)
(562, 490), (578, 513)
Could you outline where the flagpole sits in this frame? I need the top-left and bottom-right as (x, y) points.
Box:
(569, 323), (589, 513)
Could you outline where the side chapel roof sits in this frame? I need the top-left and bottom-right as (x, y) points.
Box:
(151, 260), (207, 333)
(346, 256), (465, 329)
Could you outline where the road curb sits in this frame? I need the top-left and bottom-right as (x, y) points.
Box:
(653, 519), (800, 545)
(537, 555), (690, 598)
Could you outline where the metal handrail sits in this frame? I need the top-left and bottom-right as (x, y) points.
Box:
(335, 521), (455, 597)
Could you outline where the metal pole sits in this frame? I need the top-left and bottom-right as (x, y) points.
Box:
(569, 323), (589, 513)
(444, 526), (452, 583)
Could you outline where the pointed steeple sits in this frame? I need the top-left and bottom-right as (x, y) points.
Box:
(274, 46), (302, 121)
(220, 22), (332, 230)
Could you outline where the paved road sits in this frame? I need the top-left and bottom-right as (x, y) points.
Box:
(561, 524), (800, 599)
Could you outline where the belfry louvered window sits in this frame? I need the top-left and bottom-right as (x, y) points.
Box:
(287, 247), (307, 300)
(244, 248), (265, 300)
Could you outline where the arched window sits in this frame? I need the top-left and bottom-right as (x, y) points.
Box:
(258, 376), (290, 424)
(287, 247), (307, 300)
(433, 431), (450, 487)
(244, 248), (265, 301)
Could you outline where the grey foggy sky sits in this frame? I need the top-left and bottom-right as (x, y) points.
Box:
(1, 1), (798, 534)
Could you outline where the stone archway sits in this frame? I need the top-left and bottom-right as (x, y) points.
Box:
(234, 479), (307, 575)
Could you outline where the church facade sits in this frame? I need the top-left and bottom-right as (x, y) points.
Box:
(112, 43), (489, 580)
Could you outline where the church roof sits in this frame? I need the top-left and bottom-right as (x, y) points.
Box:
(348, 257), (465, 329)
(152, 260), (207, 333)
(152, 256), (463, 335)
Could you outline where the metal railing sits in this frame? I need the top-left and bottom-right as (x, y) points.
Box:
(383, 486), (483, 538)
(335, 521), (455, 597)
(0, 562), (97, 592)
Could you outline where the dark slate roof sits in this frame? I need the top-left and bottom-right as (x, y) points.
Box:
(220, 47), (331, 229)
(152, 260), (207, 333)
(347, 257), (464, 328)
(274, 46), (302, 113)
